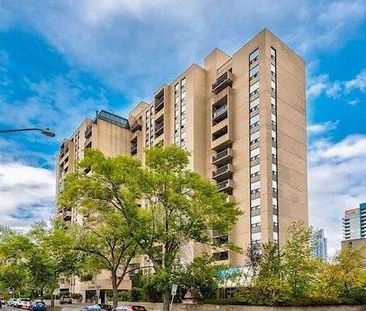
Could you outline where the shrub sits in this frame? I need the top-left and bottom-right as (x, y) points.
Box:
(131, 288), (143, 302)
(118, 291), (131, 302)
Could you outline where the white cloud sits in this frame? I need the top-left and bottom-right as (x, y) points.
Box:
(347, 99), (361, 106)
(345, 69), (366, 92)
(1, 0), (365, 98)
(308, 68), (366, 100)
(0, 158), (55, 230)
(308, 120), (339, 135)
(309, 135), (366, 256)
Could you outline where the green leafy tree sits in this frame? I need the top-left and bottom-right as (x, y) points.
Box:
(178, 255), (224, 300)
(28, 221), (81, 308)
(0, 263), (28, 298)
(251, 242), (288, 305)
(282, 222), (318, 302)
(70, 210), (139, 307)
(59, 146), (241, 311)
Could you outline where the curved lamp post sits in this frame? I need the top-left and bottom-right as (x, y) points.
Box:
(0, 127), (56, 137)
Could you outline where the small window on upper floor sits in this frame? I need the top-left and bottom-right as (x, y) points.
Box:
(249, 48), (260, 63)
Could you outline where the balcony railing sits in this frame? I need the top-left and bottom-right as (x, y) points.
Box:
(130, 121), (142, 132)
(212, 104), (228, 124)
(217, 179), (233, 192)
(154, 122), (164, 137)
(212, 164), (233, 181)
(212, 72), (233, 94)
(85, 125), (92, 139)
(212, 148), (233, 165)
(155, 97), (164, 112)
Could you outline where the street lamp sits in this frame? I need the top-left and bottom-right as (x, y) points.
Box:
(0, 127), (56, 137)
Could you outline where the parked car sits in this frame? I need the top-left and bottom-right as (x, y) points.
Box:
(81, 305), (102, 311)
(98, 304), (112, 311)
(8, 298), (17, 307)
(19, 298), (32, 310)
(59, 296), (72, 304)
(113, 305), (148, 311)
(31, 301), (46, 311)
(14, 298), (22, 308)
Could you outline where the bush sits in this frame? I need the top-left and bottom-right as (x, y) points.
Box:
(142, 278), (163, 303)
(118, 291), (131, 302)
(131, 288), (143, 302)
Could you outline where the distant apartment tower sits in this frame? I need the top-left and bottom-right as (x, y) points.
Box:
(57, 29), (308, 277)
(311, 228), (327, 261)
(56, 110), (132, 301)
(343, 203), (366, 240)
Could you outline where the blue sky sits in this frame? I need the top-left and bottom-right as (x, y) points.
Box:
(0, 0), (366, 255)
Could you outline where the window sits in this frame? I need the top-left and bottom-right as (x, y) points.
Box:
(251, 181), (260, 191)
(251, 198), (260, 207)
(272, 163), (277, 172)
(250, 114), (260, 126)
(250, 147), (260, 158)
(251, 215), (261, 223)
(272, 130), (277, 138)
(271, 80), (276, 90)
(271, 113), (276, 123)
(271, 64), (276, 74)
(250, 98), (259, 110)
(174, 83), (179, 91)
(272, 146), (277, 156)
(249, 48), (259, 62)
(251, 164), (260, 175)
(250, 81), (259, 94)
(250, 130), (260, 142)
(250, 64), (259, 78)
(272, 180), (278, 189)
(271, 47), (276, 60)
(271, 97), (276, 106)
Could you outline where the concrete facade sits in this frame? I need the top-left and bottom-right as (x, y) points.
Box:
(56, 29), (308, 298)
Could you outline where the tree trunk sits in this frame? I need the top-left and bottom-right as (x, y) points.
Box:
(50, 289), (55, 310)
(163, 290), (171, 311)
(111, 270), (118, 308)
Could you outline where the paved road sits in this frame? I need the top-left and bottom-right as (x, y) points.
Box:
(0, 304), (86, 311)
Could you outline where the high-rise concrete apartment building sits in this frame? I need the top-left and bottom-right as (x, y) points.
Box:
(311, 228), (327, 261)
(343, 203), (366, 240)
(57, 29), (308, 298)
(56, 110), (133, 300)
(127, 29), (308, 265)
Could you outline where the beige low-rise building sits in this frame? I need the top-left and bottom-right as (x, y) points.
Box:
(56, 28), (308, 300)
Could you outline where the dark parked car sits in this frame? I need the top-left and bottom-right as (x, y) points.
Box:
(113, 306), (148, 311)
(81, 305), (102, 311)
(31, 301), (46, 311)
(60, 296), (72, 304)
(99, 304), (112, 311)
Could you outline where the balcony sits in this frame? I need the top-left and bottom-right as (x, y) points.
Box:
(212, 71), (233, 94)
(212, 164), (233, 182)
(85, 124), (92, 139)
(212, 125), (232, 151)
(131, 137), (138, 155)
(217, 179), (234, 193)
(154, 89), (165, 113)
(154, 122), (164, 138)
(213, 104), (228, 123)
(130, 120), (142, 132)
(212, 148), (233, 166)
(131, 145), (137, 155)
